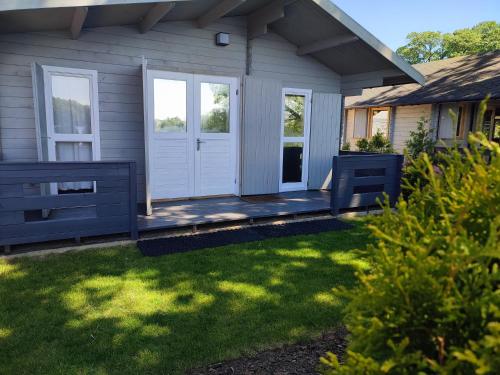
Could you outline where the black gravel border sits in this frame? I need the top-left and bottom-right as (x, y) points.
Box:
(187, 326), (348, 375)
(137, 218), (353, 257)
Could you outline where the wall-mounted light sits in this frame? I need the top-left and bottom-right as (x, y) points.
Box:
(215, 32), (230, 46)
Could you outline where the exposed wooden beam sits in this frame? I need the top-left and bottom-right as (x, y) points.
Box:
(297, 34), (359, 55)
(70, 7), (88, 39)
(139, 2), (175, 33)
(197, 0), (246, 28)
(247, 0), (285, 40)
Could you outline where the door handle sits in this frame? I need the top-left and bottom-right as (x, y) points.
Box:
(196, 138), (206, 151)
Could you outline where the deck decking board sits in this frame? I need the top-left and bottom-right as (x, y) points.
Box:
(138, 190), (331, 232)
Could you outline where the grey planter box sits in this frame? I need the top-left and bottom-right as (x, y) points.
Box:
(331, 153), (404, 214)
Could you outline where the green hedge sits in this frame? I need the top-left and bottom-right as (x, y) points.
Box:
(321, 133), (500, 374)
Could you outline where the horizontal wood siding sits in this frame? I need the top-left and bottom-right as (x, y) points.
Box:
(309, 93), (341, 189)
(250, 32), (341, 93)
(0, 19), (248, 202)
(0, 16), (343, 200)
(392, 104), (432, 152)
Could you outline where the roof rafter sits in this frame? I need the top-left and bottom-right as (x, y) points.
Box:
(139, 2), (175, 33)
(70, 7), (88, 39)
(247, 0), (286, 40)
(197, 0), (246, 28)
(297, 34), (359, 56)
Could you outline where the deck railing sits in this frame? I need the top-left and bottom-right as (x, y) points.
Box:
(0, 161), (138, 253)
(331, 153), (404, 215)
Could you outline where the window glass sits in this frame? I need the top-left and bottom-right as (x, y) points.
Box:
(201, 82), (230, 133)
(370, 109), (389, 136)
(51, 75), (91, 134)
(284, 94), (305, 137)
(154, 79), (187, 133)
(494, 108), (500, 143)
(353, 109), (368, 138)
(55, 142), (93, 191)
(282, 142), (303, 183)
(438, 103), (462, 139)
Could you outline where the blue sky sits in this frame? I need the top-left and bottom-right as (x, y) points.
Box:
(333, 0), (500, 50)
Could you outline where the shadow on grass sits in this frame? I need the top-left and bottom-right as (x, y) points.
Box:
(0, 226), (371, 374)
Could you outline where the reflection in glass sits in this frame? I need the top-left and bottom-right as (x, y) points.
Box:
(282, 142), (303, 183)
(154, 79), (187, 133)
(371, 109), (389, 136)
(51, 75), (91, 134)
(201, 83), (230, 133)
(56, 142), (93, 191)
(284, 95), (305, 137)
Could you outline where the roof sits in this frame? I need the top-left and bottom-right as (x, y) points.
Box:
(345, 51), (500, 108)
(0, 0), (424, 86)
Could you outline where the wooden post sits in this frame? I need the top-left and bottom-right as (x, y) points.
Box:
(331, 156), (340, 216)
(129, 162), (139, 240)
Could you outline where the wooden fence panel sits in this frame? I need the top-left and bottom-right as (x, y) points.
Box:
(0, 161), (138, 251)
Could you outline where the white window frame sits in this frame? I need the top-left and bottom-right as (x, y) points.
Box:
(279, 87), (312, 192)
(42, 65), (101, 163)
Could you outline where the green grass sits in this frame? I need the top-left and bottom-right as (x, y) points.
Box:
(0, 224), (371, 374)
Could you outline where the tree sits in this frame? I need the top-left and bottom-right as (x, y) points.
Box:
(405, 117), (436, 160)
(396, 31), (445, 64)
(443, 21), (500, 57)
(396, 21), (500, 64)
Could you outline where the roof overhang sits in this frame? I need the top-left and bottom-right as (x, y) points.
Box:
(0, 0), (425, 90)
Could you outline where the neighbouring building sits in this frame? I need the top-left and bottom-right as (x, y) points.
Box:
(343, 51), (500, 152)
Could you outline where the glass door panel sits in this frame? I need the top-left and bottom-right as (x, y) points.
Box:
(279, 88), (311, 192)
(200, 82), (230, 133)
(153, 79), (187, 133)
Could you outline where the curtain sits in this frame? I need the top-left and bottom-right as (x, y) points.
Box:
(56, 142), (93, 191)
(438, 104), (459, 139)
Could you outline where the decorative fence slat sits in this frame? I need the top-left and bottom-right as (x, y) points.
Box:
(0, 161), (138, 252)
(331, 153), (404, 215)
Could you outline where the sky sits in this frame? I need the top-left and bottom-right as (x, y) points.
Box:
(333, 0), (500, 50)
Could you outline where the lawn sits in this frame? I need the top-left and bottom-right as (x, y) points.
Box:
(0, 223), (371, 375)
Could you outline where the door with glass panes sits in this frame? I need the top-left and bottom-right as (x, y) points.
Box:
(279, 88), (312, 192)
(43, 66), (100, 194)
(147, 70), (238, 200)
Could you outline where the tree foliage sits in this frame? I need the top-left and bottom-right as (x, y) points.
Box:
(396, 21), (500, 64)
(320, 133), (500, 374)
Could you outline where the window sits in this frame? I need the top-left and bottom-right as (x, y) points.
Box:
(42, 66), (100, 192)
(353, 108), (367, 138)
(438, 103), (466, 140)
(481, 106), (500, 143)
(154, 78), (187, 133)
(200, 82), (230, 133)
(352, 107), (390, 139)
(368, 107), (390, 137)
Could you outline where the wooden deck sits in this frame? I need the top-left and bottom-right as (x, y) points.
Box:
(138, 190), (331, 232)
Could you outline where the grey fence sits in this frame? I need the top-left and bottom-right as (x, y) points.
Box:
(0, 161), (138, 252)
(331, 153), (404, 214)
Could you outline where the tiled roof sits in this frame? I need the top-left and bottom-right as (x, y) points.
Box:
(345, 51), (500, 108)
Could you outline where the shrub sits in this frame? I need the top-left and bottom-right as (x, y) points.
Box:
(405, 117), (436, 160)
(356, 131), (395, 154)
(321, 133), (500, 374)
(342, 142), (351, 151)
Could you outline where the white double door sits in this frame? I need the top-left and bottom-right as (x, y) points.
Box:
(147, 71), (239, 200)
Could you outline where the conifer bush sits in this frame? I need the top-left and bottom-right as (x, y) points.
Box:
(321, 133), (500, 374)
